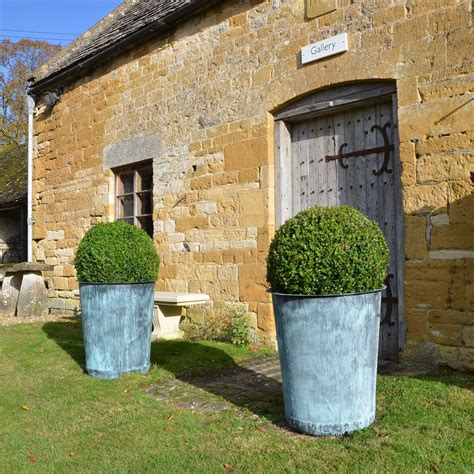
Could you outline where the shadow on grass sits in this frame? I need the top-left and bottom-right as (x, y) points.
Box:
(151, 340), (285, 423)
(413, 369), (474, 391)
(42, 320), (284, 422)
(42, 319), (86, 370)
(378, 360), (474, 391)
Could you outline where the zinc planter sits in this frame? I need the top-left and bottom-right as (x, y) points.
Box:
(80, 282), (155, 379)
(272, 288), (383, 436)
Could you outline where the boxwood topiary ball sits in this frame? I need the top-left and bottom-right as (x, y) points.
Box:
(75, 221), (160, 283)
(267, 206), (390, 295)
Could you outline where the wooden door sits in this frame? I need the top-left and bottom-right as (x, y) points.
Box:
(276, 97), (404, 360)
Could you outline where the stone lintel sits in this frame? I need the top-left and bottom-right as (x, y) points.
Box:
(104, 132), (161, 170)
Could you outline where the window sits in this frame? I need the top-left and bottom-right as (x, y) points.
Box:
(115, 163), (153, 236)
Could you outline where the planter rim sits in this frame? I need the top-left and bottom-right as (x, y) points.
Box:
(79, 281), (155, 286)
(269, 286), (386, 298)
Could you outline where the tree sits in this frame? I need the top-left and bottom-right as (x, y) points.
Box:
(0, 39), (62, 148)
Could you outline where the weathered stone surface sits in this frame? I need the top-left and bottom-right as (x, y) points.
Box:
(0, 263), (53, 272)
(419, 75), (474, 102)
(448, 181), (474, 224)
(399, 142), (417, 186)
(431, 223), (474, 250)
(428, 323), (463, 347)
(429, 309), (474, 326)
(239, 264), (271, 304)
(398, 341), (440, 372)
(404, 215), (428, 261)
(16, 272), (49, 318)
(0, 274), (21, 317)
(224, 136), (269, 171)
(405, 309), (429, 342)
(462, 326), (474, 348)
(402, 183), (447, 215)
(438, 346), (474, 372)
(398, 95), (473, 143)
(417, 153), (473, 184)
(397, 76), (420, 107)
(104, 132), (161, 169)
(430, 250), (474, 260)
(447, 26), (474, 68)
(257, 302), (275, 332)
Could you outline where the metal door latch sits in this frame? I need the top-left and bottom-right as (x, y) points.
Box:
(381, 274), (398, 327)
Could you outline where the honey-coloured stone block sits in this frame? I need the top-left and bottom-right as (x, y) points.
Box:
(405, 309), (429, 343)
(224, 136), (269, 171)
(430, 223), (474, 251)
(402, 183), (447, 215)
(239, 264), (271, 304)
(257, 302), (275, 332)
(429, 323), (463, 347)
(463, 326), (474, 348)
(404, 215), (429, 260)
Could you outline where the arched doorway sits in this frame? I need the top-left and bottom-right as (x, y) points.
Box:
(274, 82), (405, 360)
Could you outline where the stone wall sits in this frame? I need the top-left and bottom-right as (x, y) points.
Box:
(33, 0), (473, 365)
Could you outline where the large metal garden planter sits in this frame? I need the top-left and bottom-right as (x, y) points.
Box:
(80, 282), (154, 379)
(272, 288), (383, 436)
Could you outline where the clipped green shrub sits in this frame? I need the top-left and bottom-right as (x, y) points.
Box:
(75, 221), (160, 283)
(267, 206), (389, 295)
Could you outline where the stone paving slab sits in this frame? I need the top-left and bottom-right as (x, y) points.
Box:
(145, 355), (284, 419)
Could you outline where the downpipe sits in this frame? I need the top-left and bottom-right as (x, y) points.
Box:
(27, 95), (35, 263)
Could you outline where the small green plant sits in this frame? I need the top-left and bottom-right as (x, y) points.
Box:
(226, 302), (254, 347)
(267, 206), (390, 295)
(181, 312), (230, 342)
(182, 303), (255, 347)
(75, 221), (160, 283)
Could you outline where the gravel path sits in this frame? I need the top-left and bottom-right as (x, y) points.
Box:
(0, 313), (79, 327)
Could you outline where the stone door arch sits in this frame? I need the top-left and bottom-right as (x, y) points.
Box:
(274, 82), (405, 360)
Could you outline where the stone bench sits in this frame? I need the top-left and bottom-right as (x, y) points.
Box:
(0, 263), (52, 318)
(152, 292), (209, 341)
(72, 289), (210, 341)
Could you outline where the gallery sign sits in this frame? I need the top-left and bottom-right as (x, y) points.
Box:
(301, 33), (348, 65)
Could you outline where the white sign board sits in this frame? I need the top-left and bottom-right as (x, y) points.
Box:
(301, 33), (348, 65)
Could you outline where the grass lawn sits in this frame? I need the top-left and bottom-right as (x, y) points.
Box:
(0, 320), (473, 473)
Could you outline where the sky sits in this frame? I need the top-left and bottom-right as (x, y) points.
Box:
(0, 0), (123, 46)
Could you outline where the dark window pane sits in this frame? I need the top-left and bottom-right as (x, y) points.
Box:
(119, 195), (134, 218)
(118, 217), (134, 226)
(139, 167), (152, 191)
(138, 216), (153, 236)
(137, 191), (152, 215)
(120, 173), (134, 194)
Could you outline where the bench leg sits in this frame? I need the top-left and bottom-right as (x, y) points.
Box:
(0, 273), (21, 317)
(151, 305), (184, 341)
(16, 271), (49, 318)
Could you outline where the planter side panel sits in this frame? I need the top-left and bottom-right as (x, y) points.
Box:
(273, 291), (382, 436)
(80, 283), (154, 379)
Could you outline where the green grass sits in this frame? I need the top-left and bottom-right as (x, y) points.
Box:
(1, 321), (473, 473)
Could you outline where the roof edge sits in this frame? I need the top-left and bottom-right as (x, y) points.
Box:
(28, 0), (214, 96)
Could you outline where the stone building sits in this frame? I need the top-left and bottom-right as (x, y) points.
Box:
(28, 0), (473, 369)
